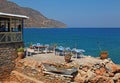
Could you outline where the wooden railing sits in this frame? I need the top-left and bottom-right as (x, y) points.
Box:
(0, 32), (22, 43)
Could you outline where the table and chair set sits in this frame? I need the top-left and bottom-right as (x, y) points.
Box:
(26, 43), (54, 56)
(55, 46), (85, 58)
(26, 43), (85, 58)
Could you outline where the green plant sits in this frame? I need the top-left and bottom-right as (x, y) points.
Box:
(65, 53), (72, 57)
(30, 42), (33, 46)
(100, 51), (108, 59)
(100, 51), (108, 54)
(53, 43), (57, 48)
(29, 42), (33, 49)
(17, 47), (24, 52)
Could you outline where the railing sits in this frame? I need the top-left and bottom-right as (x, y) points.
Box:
(0, 32), (22, 43)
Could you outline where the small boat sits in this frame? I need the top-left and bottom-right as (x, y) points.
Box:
(42, 63), (77, 77)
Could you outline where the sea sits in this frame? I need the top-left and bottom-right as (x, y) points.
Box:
(23, 28), (120, 64)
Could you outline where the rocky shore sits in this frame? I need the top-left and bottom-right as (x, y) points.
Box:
(2, 53), (120, 83)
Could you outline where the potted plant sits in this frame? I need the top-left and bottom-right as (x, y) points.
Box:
(29, 42), (33, 49)
(100, 51), (108, 60)
(17, 47), (24, 59)
(64, 53), (72, 63)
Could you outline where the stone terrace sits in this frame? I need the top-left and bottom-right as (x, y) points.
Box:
(2, 53), (120, 83)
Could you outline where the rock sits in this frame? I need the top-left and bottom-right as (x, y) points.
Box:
(116, 79), (120, 83)
(74, 73), (85, 83)
(78, 70), (87, 77)
(105, 63), (120, 73)
(16, 62), (24, 68)
(113, 73), (120, 81)
(90, 76), (114, 83)
(86, 70), (96, 81)
(99, 67), (106, 75)
(102, 59), (110, 65)
(21, 59), (38, 69)
(94, 63), (101, 69)
(70, 82), (78, 83)
(95, 69), (102, 75)
(74, 69), (96, 82)
(107, 79), (114, 83)
(95, 68), (106, 76)
(108, 72), (114, 77)
(82, 66), (89, 72)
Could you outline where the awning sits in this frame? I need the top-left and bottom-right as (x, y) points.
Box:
(0, 12), (29, 19)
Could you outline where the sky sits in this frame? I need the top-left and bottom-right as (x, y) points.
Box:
(9, 0), (120, 28)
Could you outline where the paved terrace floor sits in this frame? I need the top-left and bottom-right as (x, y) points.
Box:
(24, 52), (104, 66)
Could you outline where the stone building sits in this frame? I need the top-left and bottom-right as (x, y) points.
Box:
(0, 12), (28, 80)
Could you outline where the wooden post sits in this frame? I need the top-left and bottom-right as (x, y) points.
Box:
(10, 17), (13, 42)
(10, 17), (12, 32)
(21, 18), (24, 41)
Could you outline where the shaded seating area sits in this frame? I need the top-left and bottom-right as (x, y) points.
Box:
(26, 43), (54, 56)
(25, 48), (35, 56)
(55, 46), (72, 56)
(71, 48), (85, 58)
(55, 46), (65, 56)
(55, 46), (85, 58)
(32, 43), (45, 53)
(25, 42), (86, 58)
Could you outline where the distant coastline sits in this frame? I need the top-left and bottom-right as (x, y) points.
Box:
(0, 0), (67, 28)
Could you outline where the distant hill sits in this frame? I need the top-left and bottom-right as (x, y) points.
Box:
(0, 0), (67, 28)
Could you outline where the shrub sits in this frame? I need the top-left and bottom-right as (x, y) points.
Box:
(17, 47), (24, 52)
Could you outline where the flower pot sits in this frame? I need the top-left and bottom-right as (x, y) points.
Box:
(64, 56), (71, 63)
(64, 54), (72, 63)
(30, 46), (33, 49)
(17, 52), (24, 59)
(100, 51), (108, 60)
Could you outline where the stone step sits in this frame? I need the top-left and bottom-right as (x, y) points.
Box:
(11, 70), (44, 83)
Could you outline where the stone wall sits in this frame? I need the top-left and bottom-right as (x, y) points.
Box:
(0, 42), (24, 80)
(0, 42), (24, 48)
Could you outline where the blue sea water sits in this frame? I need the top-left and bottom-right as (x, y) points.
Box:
(23, 28), (120, 64)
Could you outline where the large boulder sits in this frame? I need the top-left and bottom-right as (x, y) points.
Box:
(74, 73), (86, 83)
(90, 76), (114, 83)
(105, 63), (120, 73)
(113, 73), (120, 82)
(86, 70), (96, 81)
